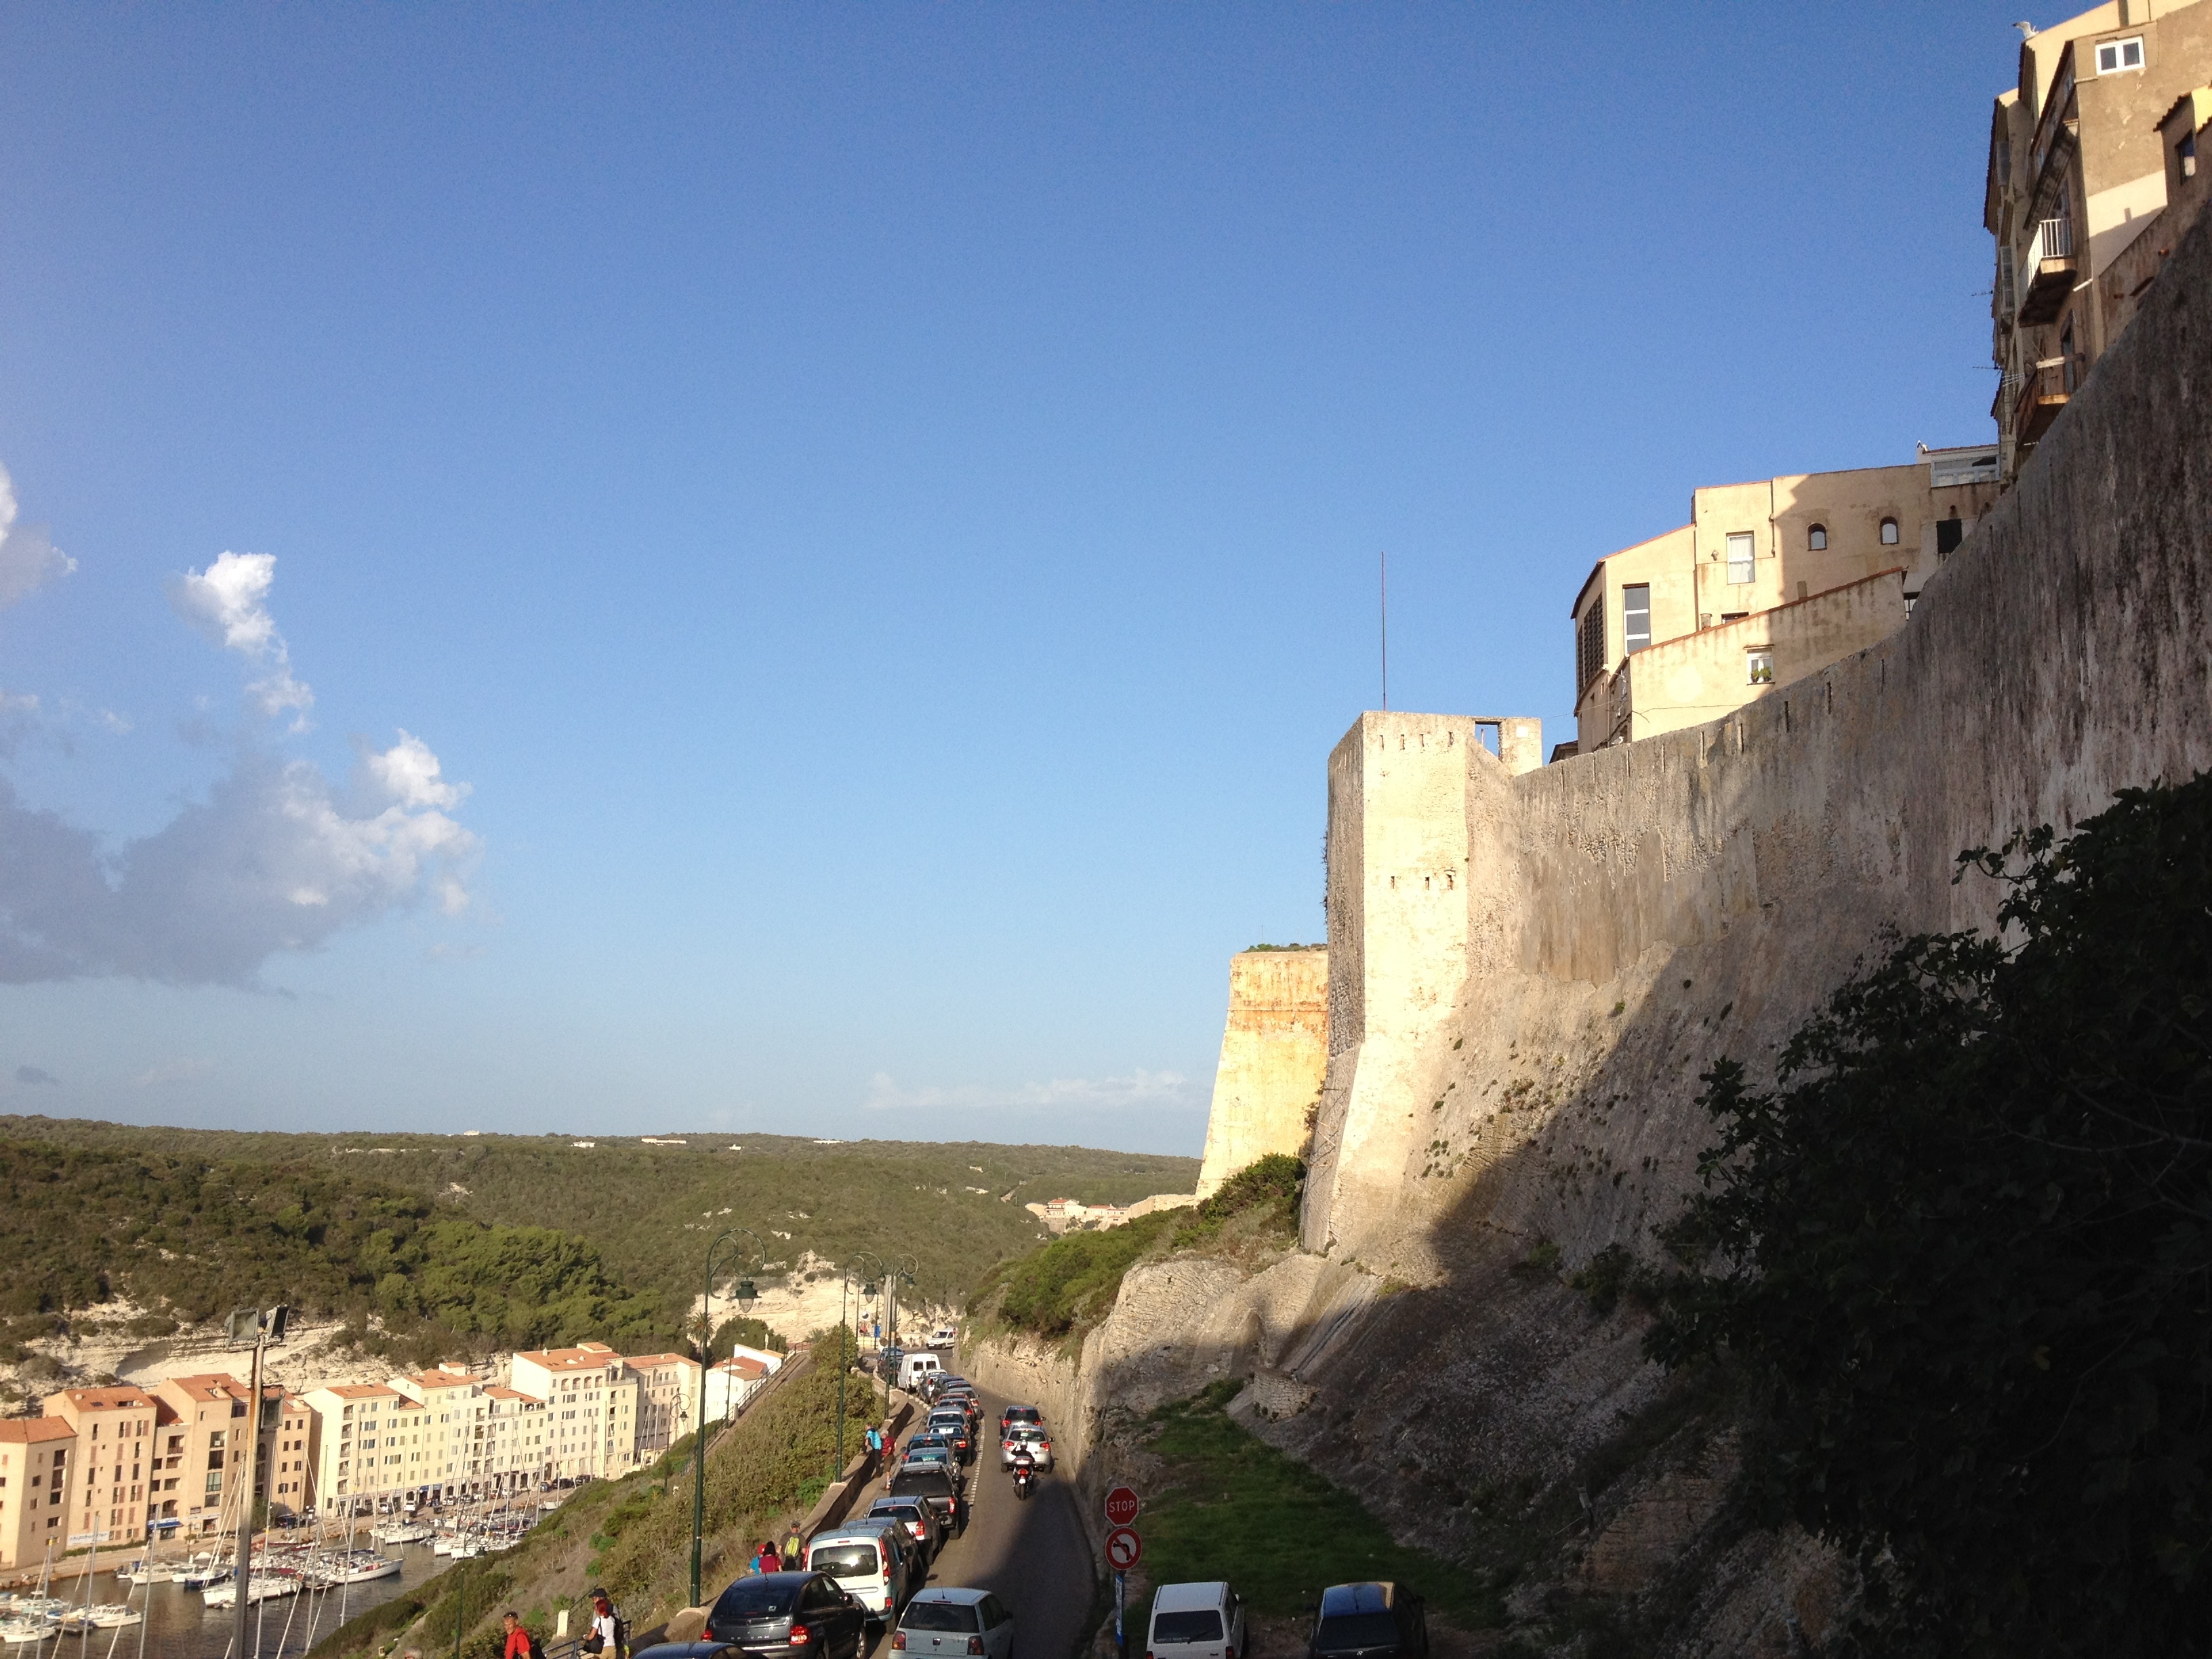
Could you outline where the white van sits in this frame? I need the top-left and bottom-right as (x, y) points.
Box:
(1147, 1582), (1246, 1659)
(806, 1519), (913, 1622)
(928, 1325), (958, 1350)
(898, 1351), (943, 1389)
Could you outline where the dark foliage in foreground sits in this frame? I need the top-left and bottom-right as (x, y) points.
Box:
(1652, 776), (2212, 1656)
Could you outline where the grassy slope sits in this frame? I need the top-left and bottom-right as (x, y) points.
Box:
(1134, 1383), (1499, 1633)
(0, 1116), (1197, 1328)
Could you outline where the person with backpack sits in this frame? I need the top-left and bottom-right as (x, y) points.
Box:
(583, 1591), (624, 1658)
(781, 1526), (804, 1568)
(501, 1612), (541, 1659)
(754, 1540), (782, 1574)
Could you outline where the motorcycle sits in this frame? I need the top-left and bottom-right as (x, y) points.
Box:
(1010, 1454), (1036, 1502)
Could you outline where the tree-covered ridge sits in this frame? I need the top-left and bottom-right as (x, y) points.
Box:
(0, 1121), (1197, 1317)
(0, 1142), (674, 1362)
(1652, 774), (2212, 1656)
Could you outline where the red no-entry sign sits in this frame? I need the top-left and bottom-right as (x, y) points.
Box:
(1104, 1486), (1141, 1528)
(1106, 1526), (1143, 1570)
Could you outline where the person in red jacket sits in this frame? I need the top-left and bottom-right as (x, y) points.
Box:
(501, 1612), (533, 1659)
(754, 1540), (783, 1574)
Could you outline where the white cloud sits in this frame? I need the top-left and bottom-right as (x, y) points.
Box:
(0, 467), (74, 611)
(0, 731), (480, 985)
(863, 1069), (1193, 1113)
(168, 551), (315, 726)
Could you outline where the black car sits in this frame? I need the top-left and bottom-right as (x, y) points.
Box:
(1307, 1582), (1427, 1659)
(704, 1572), (870, 1659)
(888, 1466), (965, 1534)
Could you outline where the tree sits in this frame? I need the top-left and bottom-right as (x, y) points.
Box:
(1650, 776), (2212, 1656)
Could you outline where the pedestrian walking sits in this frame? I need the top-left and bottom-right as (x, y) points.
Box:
(501, 1611), (539, 1659)
(754, 1539), (782, 1574)
(782, 1525), (804, 1567)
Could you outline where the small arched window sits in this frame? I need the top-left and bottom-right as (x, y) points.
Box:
(1880, 517), (1900, 546)
(1807, 524), (1828, 550)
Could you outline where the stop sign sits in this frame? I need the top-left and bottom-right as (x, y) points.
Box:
(1104, 1486), (1141, 1528)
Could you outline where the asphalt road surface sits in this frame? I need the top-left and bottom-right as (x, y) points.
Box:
(876, 1368), (1097, 1659)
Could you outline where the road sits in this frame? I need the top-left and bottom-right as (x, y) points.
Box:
(878, 1368), (1097, 1659)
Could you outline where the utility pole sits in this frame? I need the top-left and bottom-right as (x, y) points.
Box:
(224, 1306), (287, 1659)
(1380, 550), (1389, 711)
(691, 1229), (761, 1611)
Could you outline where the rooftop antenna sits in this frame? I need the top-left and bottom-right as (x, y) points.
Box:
(1379, 550), (1389, 711)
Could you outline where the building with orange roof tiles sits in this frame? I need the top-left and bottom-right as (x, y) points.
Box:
(0, 1417), (77, 1568)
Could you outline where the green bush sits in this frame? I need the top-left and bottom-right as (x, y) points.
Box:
(1651, 775), (2212, 1656)
(991, 1210), (1181, 1338)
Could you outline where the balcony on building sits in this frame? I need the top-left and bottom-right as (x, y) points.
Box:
(2014, 354), (2080, 448)
(2016, 216), (2078, 325)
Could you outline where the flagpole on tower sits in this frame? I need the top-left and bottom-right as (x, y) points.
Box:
(1379, 551), (1389, 711)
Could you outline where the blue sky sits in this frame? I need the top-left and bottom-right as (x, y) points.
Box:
(0, 3), (2019, 1152)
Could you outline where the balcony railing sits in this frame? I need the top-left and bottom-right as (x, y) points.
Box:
(2017, 217), (2078, 326)
(2014, 355), (2081, 448)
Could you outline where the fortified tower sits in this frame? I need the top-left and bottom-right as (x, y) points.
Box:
(1194, 947), (1329, 1196)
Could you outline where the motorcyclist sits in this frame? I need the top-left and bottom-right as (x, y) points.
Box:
(1009, 1448), (1036, 1498)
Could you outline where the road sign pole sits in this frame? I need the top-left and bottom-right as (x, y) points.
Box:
(1115, 1571), (1126, 1659)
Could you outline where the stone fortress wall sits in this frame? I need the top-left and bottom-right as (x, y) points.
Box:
(1300, 196), (2212, 1280)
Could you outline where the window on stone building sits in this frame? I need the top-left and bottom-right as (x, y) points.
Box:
(1726, 532), (1755, 583)
(1937, 517), (1965, 557)
(1622, 585), (1651, 653)
(1807, 524), (1827, 551)
(2181, 129), (2198, 181)
(2096, 36), (2144, 72)
(1576, 600), (1605, 695)
(1747, 649), (1774, 685)
(1879, 518), (1900, 546)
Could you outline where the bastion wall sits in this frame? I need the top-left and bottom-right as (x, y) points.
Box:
(1304, 198), (2212, 1273)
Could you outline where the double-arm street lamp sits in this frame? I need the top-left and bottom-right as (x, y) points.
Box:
(691, 1227), (764, 1610)
(838, 1252), (889, 1480)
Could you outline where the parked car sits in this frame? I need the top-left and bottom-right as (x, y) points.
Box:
(805, 1521), (915, 1624)
(928, 1326), (958, 1350)
(888, 1465), (965, 1534)
(903, 1435), (963, 1473)
(866, 1496), (945, 1563)
(997, 1405), (1042, 1441)
(893, 1589), (1016, 1659)
(1000, 1425), (1053, 1471)
(1306, 1582), (1426, 1659)
(1148, 1582), (1247, 1659)
(703, 1572), (870, 1659)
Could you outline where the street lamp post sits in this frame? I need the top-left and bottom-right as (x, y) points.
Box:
(840, 1254), (888, 1481)
(889, 1255), (919, 1355)
(691, 1228), (762, 1611)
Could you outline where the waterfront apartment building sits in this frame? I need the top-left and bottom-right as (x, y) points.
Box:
(509, 1343), (644, 1480)
(0, 1418), (76, 1568)
(300, 1383), (409, 1510)
(385, 1366), (549, 1499)
(41, 1387), (159, 1551)
(144, 1374), (297, 1538)
(1570, 449), (2001, 750)
(1988, 0), (2212, 478)
(625, 1353), (702, 1457)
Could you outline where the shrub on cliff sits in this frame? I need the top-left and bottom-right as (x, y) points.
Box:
(1650, 775), (2212, 1657)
